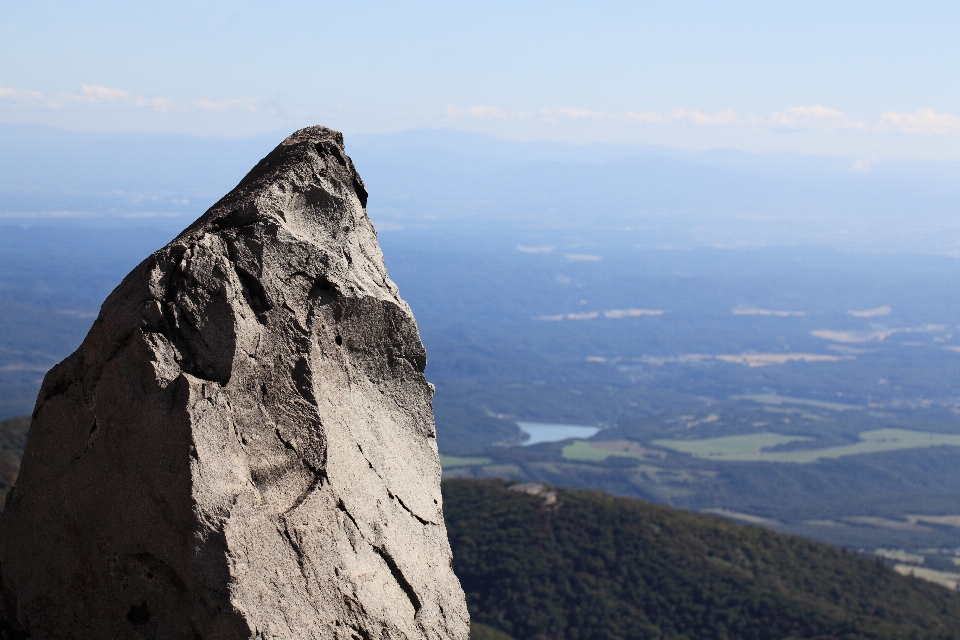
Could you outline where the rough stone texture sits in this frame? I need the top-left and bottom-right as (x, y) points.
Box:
(0, 126), (469, 639)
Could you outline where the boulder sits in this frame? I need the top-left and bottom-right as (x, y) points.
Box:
(0, 126), (469, 639)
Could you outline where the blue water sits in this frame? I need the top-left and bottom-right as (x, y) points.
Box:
(517, 422), (600, 446)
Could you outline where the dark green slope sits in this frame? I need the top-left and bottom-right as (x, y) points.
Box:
(471, 622), (517, 640)
(445, 479), (960, 640)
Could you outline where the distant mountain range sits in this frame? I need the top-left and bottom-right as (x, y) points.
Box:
(4, 122), (960, 252)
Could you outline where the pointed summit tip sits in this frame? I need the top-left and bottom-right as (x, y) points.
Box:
(182, 125), (368, 241)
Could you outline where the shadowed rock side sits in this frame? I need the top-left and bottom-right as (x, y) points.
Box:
(0, 126), (469, 639)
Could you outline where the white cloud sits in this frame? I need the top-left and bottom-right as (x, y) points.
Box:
(669, 108), (738, 125)
(852, 156), (879, 173)
(876, 109), (960, 135)
(536, 107), (607, 123)
(0, 84), (261, 116)
(542, 107), (736, 125)
(555, 107), (604, 119)
(78, 85), (171, 111)
(447, 105), (739, 127)
(770, 105), (867, 131)
(623, 110), (664, 124)
(468, 106), (506, 118)
(446, 105), (508, 120)
(134, 97), (174, 112)
(81, 84), (129, 101)
(196, 98), (260, 113)
(0, 86), (42, 100)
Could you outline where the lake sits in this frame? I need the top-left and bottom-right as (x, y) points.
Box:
(517, 422), (600, 446)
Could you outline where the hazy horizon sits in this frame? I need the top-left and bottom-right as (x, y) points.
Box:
(3, 1), (960, 160)
(3, 123), (959, 259)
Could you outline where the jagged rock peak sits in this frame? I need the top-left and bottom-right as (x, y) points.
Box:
(0, 126), (469, 639)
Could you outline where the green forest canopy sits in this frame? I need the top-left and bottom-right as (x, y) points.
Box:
(445, 479), (960, 640)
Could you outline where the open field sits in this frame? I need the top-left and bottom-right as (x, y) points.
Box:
(894, 564), (960, 590)
(653, 428), (960, 463)
(700, 508), (781, 527)
(907, 515), (960, 528)
(714, 353), (842, 367)
(534, 308), (663, 321)
(811, 324), (949, 344)
(732, 393), (861, 411)
(561, 439), (666, 462)
(651, 432), (810, 461)
(732, 307), (807, 316)
(849, 306), (891, 318)
(440, 455), (494, 468)
(636, 354), (845, 367)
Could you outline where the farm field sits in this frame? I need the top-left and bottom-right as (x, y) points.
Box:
(439, 455), (494, 468)
(651, 428), (960, 463)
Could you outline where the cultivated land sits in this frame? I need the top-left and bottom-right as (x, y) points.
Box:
(651, 428), (960, 463)
(5, 218), (960, 558)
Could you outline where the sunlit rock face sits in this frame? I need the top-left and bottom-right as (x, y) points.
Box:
(0, 126), (469, 640)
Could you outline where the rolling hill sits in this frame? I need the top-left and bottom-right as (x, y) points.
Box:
(446, 479), (960, 640)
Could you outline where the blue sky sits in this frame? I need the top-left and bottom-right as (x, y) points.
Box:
(2, 1), (960, 159)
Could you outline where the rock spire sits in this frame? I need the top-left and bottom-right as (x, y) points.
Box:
(0, 126), (469, 639)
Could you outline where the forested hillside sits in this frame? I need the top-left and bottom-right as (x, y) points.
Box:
(446, 479), (960, 640)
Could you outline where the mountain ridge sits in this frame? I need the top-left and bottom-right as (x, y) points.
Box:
(445, 479), (960, 640)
